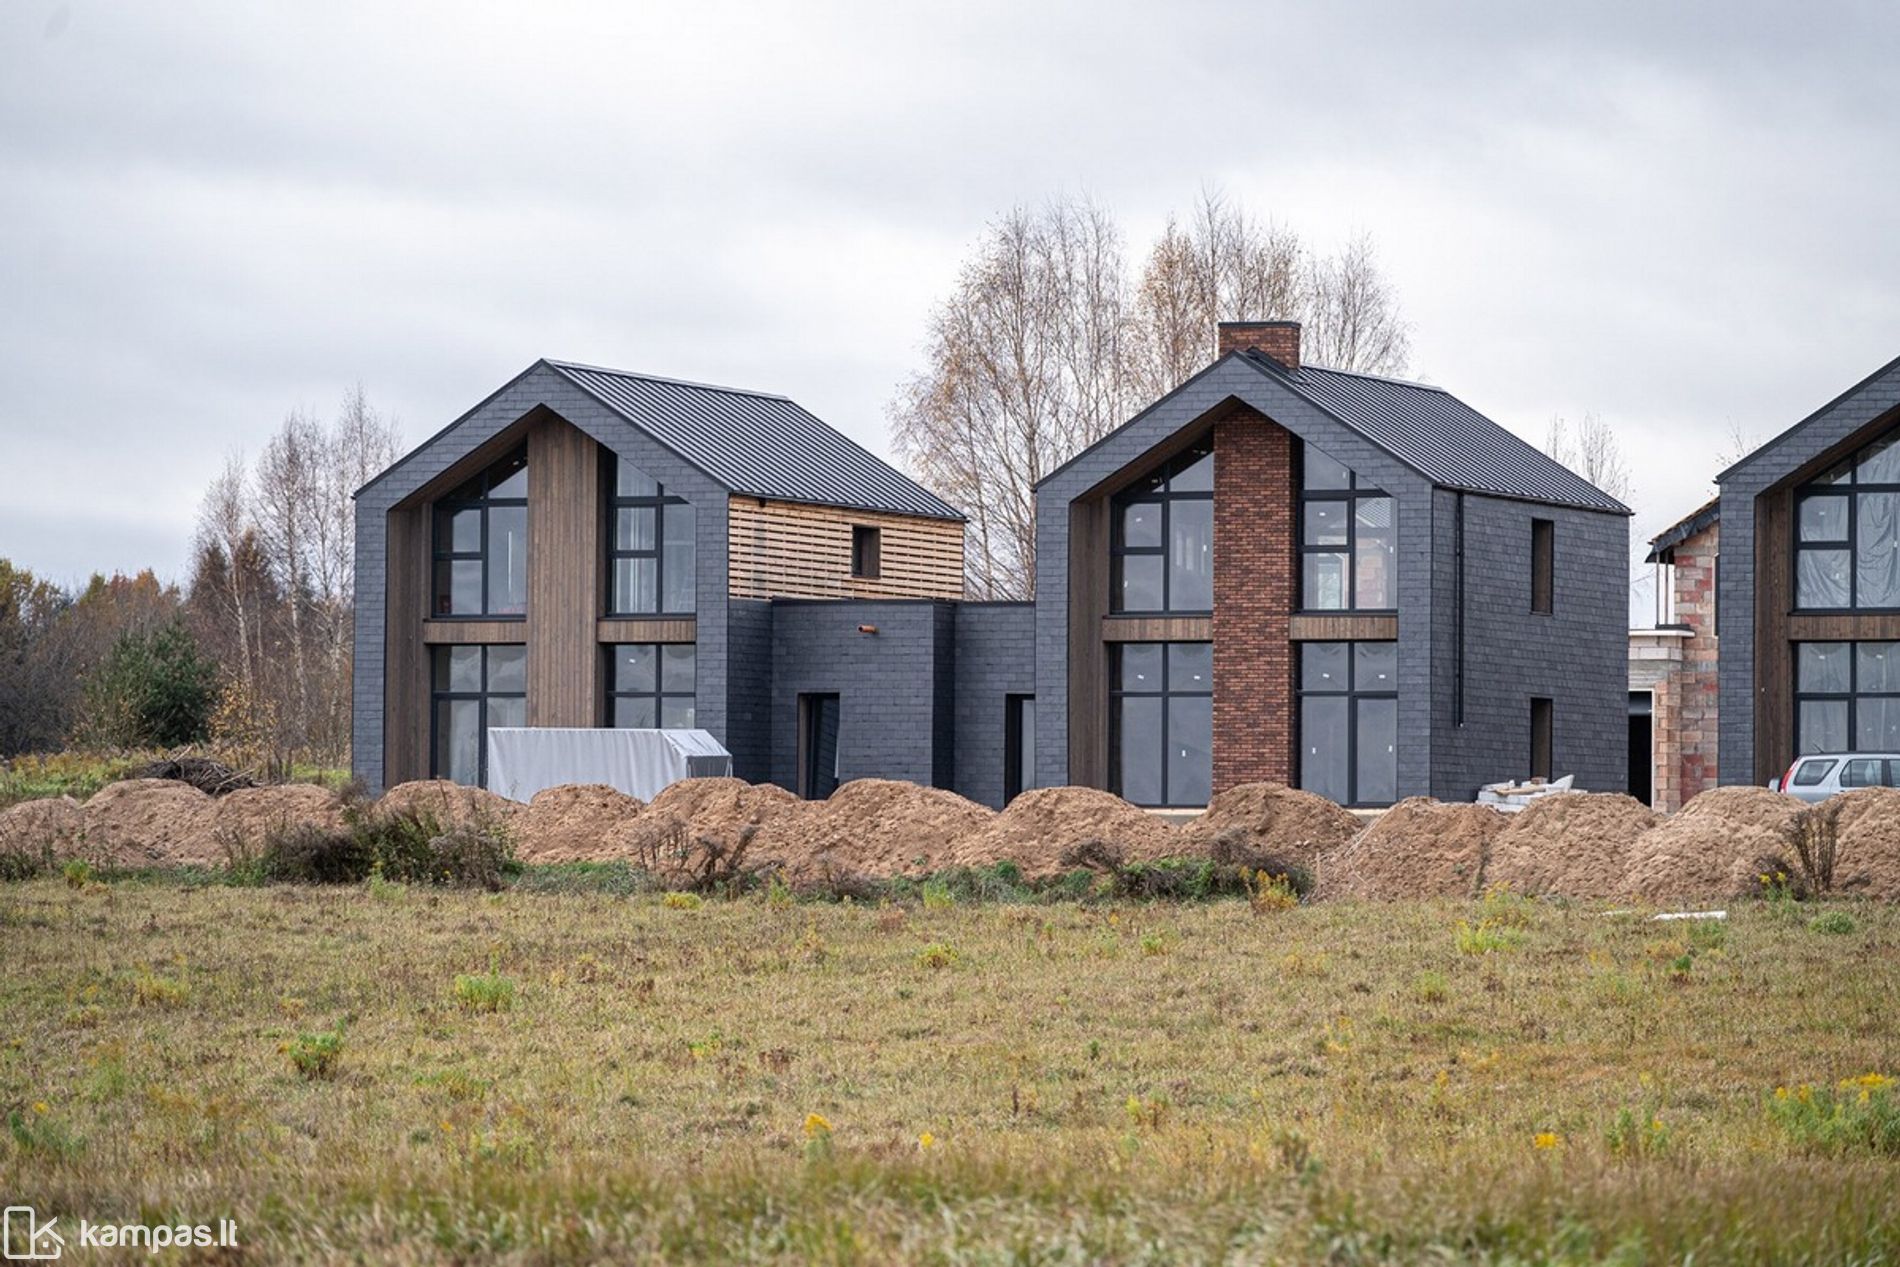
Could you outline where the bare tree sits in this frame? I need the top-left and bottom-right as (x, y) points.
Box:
(1545, 411), (1634, 503)
(193, 455), (261, 692)
(1715, 420), (1762, 472)
(894, 192), (1413, 598)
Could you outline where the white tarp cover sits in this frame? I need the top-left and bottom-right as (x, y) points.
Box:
(485, 727), (733, 803)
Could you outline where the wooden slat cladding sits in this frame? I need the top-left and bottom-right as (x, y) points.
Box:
(421, 620), (525, 644)
(1102, 616), (1213, 642)
(1288, 614), (1400, 642)
(1755, 487), (1794, 785)
(728, 497), (963, 600)
(384, 504), (430, 786)
(1788, 613), (1900, 641)
(526, 419), (600, 727)
(1068, 497), (1111, 789)
(597, 618), (696, 644)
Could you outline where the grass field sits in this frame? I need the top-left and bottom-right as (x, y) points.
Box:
(2, 875), (1898, 1264)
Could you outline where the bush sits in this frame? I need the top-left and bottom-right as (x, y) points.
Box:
(255, 810), (515, 889)
(1769, 1075), (1900, 1155)
(1809, 909), (1858, 936)
(454, 971), (517, 1013)
(0, 843), (49, 882)
(287, 1027), (344, 1080)
(77, 622), (217, 749)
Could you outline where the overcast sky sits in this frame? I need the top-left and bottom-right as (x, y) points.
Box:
(4, 1), (1897, 612)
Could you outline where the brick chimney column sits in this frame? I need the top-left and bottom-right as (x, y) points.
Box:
(1211, 410), (1297, 791)
(1217, 320), (1301, 370)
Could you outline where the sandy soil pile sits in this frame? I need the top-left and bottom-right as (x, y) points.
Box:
(944, 786), (1178, 880)
(214, 785), (350, 852)
(1179, 782), (1359, 872)
(749, 778), (996, 885)
(1811, 787), (1900, 900)
(376, 780), (519, 831)
(81, 779), (220, 866)
(1623, 786), (1805, 901)
(513, 784), (644, 863)
(1315, 797), (1505, 900)
(0, 795), (88, 868)
(644, 777), (798, 842)
(1486, 793), (1660, 898)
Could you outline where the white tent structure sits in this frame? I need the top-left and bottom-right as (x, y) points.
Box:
(485, 728), (733, 803)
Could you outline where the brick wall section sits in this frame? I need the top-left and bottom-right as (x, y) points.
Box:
(1216, 321), (1300, 369)
(1672, 523), (1721, 803)
(1211, 411), (1296, 789)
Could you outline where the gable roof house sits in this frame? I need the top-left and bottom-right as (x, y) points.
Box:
(353, 324), (1632, 810)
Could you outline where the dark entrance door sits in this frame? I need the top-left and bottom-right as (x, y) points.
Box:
(799, 693), (842, 800)
(1628, 691), (1653, 805)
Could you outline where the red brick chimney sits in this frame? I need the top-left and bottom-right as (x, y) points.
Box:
(1217, 320), (1301, 370)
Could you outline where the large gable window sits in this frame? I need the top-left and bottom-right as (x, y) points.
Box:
(1795, 434), (1900, 610)
(1111, 444), (1213, 614)
(1300, 443), (1395, 611)
(432, 450), (528, 617)
(431, 644), (525, 787)
(609, 456), (696, 616)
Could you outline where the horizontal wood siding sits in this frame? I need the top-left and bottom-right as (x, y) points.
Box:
(728, 497), (963, 599)
(421, 620), (526, 644)
(597, 618), (697, 644)
(1288, 614), (1400, 641)
(1101, 616), (1213, 642)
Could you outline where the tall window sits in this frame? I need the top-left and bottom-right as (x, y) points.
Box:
(1111, 642), (1212, 807)
(432, 450), (528, 617)
(1530, 697), (1554, 780)
(1531, 519), (1554, 614)
(1795, 433), (1900, 610)
(609, 456), (695, 615)
(607, 643), (696, 728)
(1796, 641), (1900, 753)
(1005, 694), (1036, 802)
(1298, 641), (1397, 806)
(1301, 443), (1395, 611)
(1111, 444), (1213, 613)
(431, 644), (526, 786)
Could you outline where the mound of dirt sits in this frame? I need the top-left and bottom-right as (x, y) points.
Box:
(1314, 797), (1505, 900)
(376, 780), (519, 831)
(944, 786), (1177, 881)
(0, 796), (88, 869)
(215, 784), (350, 852)
(125, 756), (254, 797)
(749, 779), (997, 886)
(1813, 787), (1900, 900)
(1179, 783), (1359, 872)
(644, 778), (798, 842)
(514, 784), (645, 863)
(1622, 785), (1807, 902)
(1486, 793), (1661, 898)
(81, 778), (219, 866)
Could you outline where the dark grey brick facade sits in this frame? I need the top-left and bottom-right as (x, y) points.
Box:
(951, 603), (1036, 808)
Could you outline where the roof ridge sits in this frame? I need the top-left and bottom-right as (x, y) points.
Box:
(1294, 360), (1448, 393)
(544, 358), (794, 402)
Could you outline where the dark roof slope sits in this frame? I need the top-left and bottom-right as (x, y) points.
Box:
(547, 360), (963, 521)
(1644, 497), (1720, 563)
(1244, 353), (1630, 514)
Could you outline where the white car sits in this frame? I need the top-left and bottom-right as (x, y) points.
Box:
(1772, 753), (1900, 802)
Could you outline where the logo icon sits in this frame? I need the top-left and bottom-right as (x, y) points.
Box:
(2, 1208), (62, 1261)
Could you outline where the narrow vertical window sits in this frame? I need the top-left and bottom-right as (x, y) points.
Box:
(1530, 696), (1554, 780)
(1530, 518), (1554, 615)
(851, 525), (881, 579)
(799, 693), (842, 799)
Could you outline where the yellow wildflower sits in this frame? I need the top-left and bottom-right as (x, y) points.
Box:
(1532, 1132), (1561, 1150)
(804, 1112), (832, 1138)
(32, 1101), (48, 1115)
(918, 1131), (936, 1150)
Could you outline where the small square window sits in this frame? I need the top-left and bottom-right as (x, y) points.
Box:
(851, 525), (881, 579)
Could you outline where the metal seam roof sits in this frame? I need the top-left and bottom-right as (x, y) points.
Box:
(1245, 352), (1631, 514)
(546, 361), (964, 521)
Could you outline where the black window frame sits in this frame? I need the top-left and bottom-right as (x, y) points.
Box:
(1792, 433), (1900, 613)
(1530, 518), (1555, 615)
(429, 643), (526, 787)
(605, 642), (697, 730)
(1530, 696), (1554, 781)
(606, 455), (696, 618)
(1297, 641), (1400, 808)
(850, 524), (882, 580)
(1109, 443), (1214, 616)
(1108, 641), (1213, 808)
(1298, 443), (1397, 613)
(431, 448), (528, 620)
(1793, 640), (1900, 754)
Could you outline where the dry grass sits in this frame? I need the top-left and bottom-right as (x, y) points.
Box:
(2, 878), (1898, 1264)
